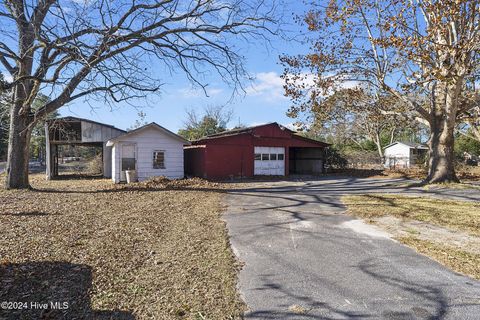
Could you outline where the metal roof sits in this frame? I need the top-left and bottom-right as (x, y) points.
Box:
(384, 141), (428, 149)
(195, 122), (291, 140)
(193, 122), (329, 146)
(46, 116), (126, 132)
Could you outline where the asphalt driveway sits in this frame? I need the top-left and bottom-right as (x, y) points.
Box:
(224, 177), (480, 319)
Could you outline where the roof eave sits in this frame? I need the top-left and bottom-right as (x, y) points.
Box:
(107, 122), (189, 145)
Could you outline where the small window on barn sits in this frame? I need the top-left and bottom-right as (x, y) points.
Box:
(277, 154), (284, 160)
(153, 151), (165, 169)
(270, 154), (277, 160)
(254, 153), (261, 160)
(261, 154), (269, 161)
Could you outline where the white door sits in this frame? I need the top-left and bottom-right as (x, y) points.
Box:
(254, 147), (285, 175)
(120, 144), (136, 182)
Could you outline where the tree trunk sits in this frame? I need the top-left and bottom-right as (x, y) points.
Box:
(425, 82), (460, 184)
(4, 17), (36, 189)
(389, 127), (396, 145)
(426, 121), (458, 183)
(374, 131), (384, 160)
(5, 104), (32, 189)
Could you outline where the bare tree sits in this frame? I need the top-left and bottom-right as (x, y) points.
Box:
(178, 105), (233, 140)
(128, 111), (148, 131)
(282, 0), (480, 183)
(0, 0), (278, 189)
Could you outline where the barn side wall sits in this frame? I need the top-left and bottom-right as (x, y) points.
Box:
(204, 144), (254, 179)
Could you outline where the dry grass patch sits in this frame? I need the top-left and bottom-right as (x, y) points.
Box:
(332, 166), (480, 184)
(342, 194), (480, 236)
(399, 237), (480, 280)
(342, 194), (480, 280)
(0, 174), (244, 319)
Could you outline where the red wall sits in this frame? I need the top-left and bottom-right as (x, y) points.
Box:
(205, 144), (254, 178)
(184, 124), (327, 179)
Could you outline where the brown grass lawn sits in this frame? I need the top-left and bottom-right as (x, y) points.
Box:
(0, 174), (244, 319)
(342, 194), (480, 236)
(342, 194), (480, 280)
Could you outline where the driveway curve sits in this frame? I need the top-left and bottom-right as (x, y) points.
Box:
(224, 177), (480, 319)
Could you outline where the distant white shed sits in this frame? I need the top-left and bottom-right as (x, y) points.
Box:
(106, 123), (190, 183)
(384, 142), (428, 169)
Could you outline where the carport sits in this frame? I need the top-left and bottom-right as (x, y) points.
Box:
(289, 147), (325, 175)
(45, 117), (125, 179)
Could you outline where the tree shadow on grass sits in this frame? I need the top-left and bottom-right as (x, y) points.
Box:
(0, 261), (134, 319)
(52, 173), (104, 180)
(1, 211), (51, 217)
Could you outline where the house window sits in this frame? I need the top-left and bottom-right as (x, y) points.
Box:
(254, 153), (261, 160)
(270, 154), (277, 160)
(277, 154), (284, 160)
(153, 151), (165, 169)
(261, 154), (269, 161)
(122, 158), (136, 171)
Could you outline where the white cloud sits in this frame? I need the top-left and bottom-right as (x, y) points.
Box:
(284, 72), (360, 97)
(245, 71), (359, 102)
(245, 72), (287, 103)
(177, 86), (223, 98)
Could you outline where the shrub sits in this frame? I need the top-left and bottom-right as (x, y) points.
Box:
(326, 147), (348, 169)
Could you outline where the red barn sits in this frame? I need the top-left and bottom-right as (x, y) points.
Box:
(184, 123), (329, 179)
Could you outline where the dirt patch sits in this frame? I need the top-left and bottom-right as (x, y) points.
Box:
(0, 174), (244, 319)
(372, 216), (480, 255)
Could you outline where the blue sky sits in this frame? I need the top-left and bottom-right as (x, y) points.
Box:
(59, 2), (308, 133)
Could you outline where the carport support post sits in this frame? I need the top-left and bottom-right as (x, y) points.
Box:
(45, 123), (51, 180)
(285, 147), (290, 176)
(53, 145), (59, 177)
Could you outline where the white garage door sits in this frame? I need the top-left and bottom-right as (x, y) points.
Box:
(254, 146), (285, 175)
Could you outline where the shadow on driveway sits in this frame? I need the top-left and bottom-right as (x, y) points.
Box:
(224, 178), (480, 319)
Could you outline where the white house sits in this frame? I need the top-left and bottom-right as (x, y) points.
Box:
(106, 122), (190, 183)
(384, 142), (428, 169)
